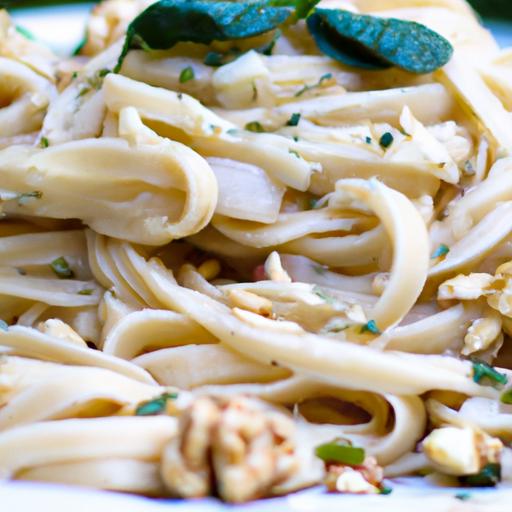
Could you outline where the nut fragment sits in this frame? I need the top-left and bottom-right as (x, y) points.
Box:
(422, 427), (503, 476)
(264, 252), (292, 283)
(438, 273), (494, 301)
(462, 310), (502, 356)
(161, 395), (298, 503)
(325, 456), (383, 495)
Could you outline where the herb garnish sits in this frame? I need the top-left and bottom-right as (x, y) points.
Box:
(307, 9), (453, 73)
(40, 137), (49, 148)
(361, 320), (381, 335)
(313, 286), (336, 305)
(432, 244), (450, 259)
(455, 493), (471, 501)
(15, 25), (36, 41)
(245, 121), (265, 133)
(179, 66), (195, 83)
(115, 0), (293, 72)
(365, 136), (372, 144)
(289, 149), (301, 158)
(269, 0), (321, 20)
(0, 320), (8, 332)
(78, 289), (95, 296)
(295, 73), (333, 97)
(286, 113), (301, 127)
(135, 392), (178, 416)
(50, 257), (75, 280)
(459, 463), (501, 487)
(379, 132), (394, 149)
(501, 388), (512, 404)
(471, 359), (508, 387)
(380, 485), (393, 495)
(17, 191), (42, 206)
(316, 439), (365, 465)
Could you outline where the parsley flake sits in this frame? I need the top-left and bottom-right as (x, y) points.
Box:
(179, 66), (195, 83)
(286, 113), (301, 126)
(50, 257), (75, 280)
(295, 73), (333, 97)
(78, 289), (95, 296)
(135, 392), (178, 416)
(432, 244), (450, 259)
(40, 137), (49, 148)
(361, 320), (381, 335)
(472, 359), (507, 387)
(379, 132), (394, 149)
(245, 121), (265, 133)
(316, 439), (365, 465)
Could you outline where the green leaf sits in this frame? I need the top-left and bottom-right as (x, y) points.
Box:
(0, 320), (8, 332)
(15, 25), (36, 41)
(286, 113), (301, 127)
(295, 72), (333, 97)
(379, 132), (394, 149)
(315, 439), (365, 465)
(501, 388), (512, 404)
(459, 463), (501, 487)
(179, 66), (195, 83)
(472, 359), (508, 387)
(204, 51), (225, 67)
(380, 485), (393, 495)
(50, 257), (75, 280)
(432, 244), (450, 259)
(361, 320), (381, 335)
(245, 121), (265, 133)
(268, 0), (321, 19)
(78, 289), (95, 296)
(115, 0), (292, 72)
(306, 9), (453, 74)
(40, 137), (49, 149)
(135, 392), (178, 416)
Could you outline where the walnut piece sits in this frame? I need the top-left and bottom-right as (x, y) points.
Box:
(161, 395), (298, 503)
(325, 456), (384, 494)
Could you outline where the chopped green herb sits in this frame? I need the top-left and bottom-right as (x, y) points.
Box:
(17, 191), (43, 206)
(135, 392), (178, 416)
(365, 136), (372, 144)
(16, 268), (27, 276)
(0, 320), (8, 332)
(455, 493), (471, 501)
(309, 198), (320, 209)
(379, 132), (394, 149)
(115, 0), (293, 72)
(226, 128), (238, 135)
(293, 135), (299, 142)
(286, 113), (301, 127)
(472, 359), (508, 387)
(501, 388), (512, 404)
(268, 0), (320, 20)
(179, 66), (195, 83)
(361, 320), (381, 335)
(72, 35), (87, 56)
(71, 71), (78, 80)
(78, 289), (95, 296)
(252, 82), (258, 101)
(459, 463), (501, 487)
(289, 149), (301, 158)
(204, 51), (225, 67)
(40, 137), (49, 149)
(98, 68), (111, 78)
(432, 244), (450, 259)
(312, 264), (328, 275)
(306, 9), (453, 73)
(313, 286), (336, 305)
(380, 485), (393, 495)
(50, 257), (75, 280)
(177, 93), (183, 100)
(295, 72), (333, 97)
(316, 439), (365, 465)
(15, 25), (36, 40)
(77, 86), (91, 98)
(245, 121), (265, 133)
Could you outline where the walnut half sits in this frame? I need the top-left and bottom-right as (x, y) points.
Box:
(161, 395), (298, 503)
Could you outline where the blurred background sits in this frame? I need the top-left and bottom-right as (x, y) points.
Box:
(1, 0), (511, 55)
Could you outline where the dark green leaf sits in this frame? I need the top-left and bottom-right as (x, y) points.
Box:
(268, 0), (321, 19)
(40, 137), (49, 149)
(379, 132), (394, 149)
(472, 359), (508, 387)
(315, 439), (365, 465)
(204, 51), (226, 67)
(365, 136), (372, 144)
(455, 493), (471, 501)
(245, 121), (265, 132)
(501, 388), (512, 404)
(135, 392), (178, 416)
(50, 257), (75, 280)
(459, 463), (501, 487)
(361, 320), (381, 335)
(78, 289), (95, 296)
(17, 191), (42, 206)
(179, 66), (195, 83)
(306, 9), (453, 74)
(380, 485), (393, 495)
(15, 25), (35, 41)
(286, 113), (301, 126)
(0, 320), (8, 332)
(432, 244), (450, 259)
(115, 0), (292, 72)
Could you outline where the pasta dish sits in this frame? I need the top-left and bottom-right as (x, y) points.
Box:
(1, 0), (512, 505)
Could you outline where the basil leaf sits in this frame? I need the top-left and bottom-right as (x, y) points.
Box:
(307, 9), (453, 74)
(245, 121), (265, 133)
(286, 113), (301, 126)
(315, 439), (365, 465)
(268, 0), (321, 19)
(116, 0), (292, 72)
(379, 132), (394, 149)
(361, 320), (381, 335)
(459, 463), (501, 487)
(135, 392), (178, 416)
(432, 244), (450, 259)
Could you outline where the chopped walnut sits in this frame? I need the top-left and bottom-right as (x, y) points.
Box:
(325, 456), (383, 494)
(161, 395), (298, 503)
(422, 427), (503, 476)
(462, 310), (502, 356)
(438, 273), (494, 301)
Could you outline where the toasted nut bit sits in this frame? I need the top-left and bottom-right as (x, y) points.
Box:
(161, 395), (298, 503)
(462, 310), (502, 356)
(264, 252), (292, 283)
(325, 457), (383, 495)
(197, 259), (221, 281)
(37, 319), (87, 347)
(438, 273), (494, 301)
(423, 427), (503, 476)
(228, 289), (273, 317)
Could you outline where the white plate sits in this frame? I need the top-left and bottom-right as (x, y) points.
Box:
(3, 4), (512, 511)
